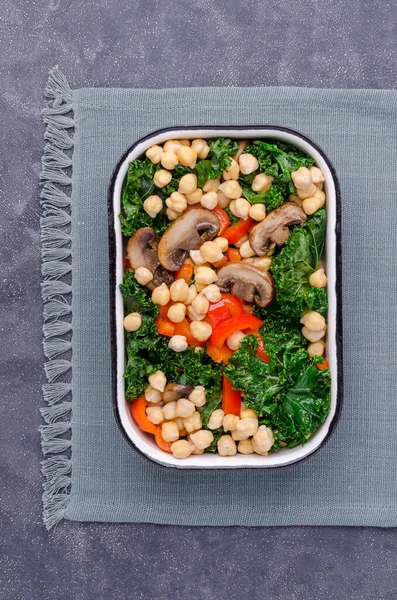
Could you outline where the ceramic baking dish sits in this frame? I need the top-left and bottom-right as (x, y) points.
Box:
(108, 126), (343, 469)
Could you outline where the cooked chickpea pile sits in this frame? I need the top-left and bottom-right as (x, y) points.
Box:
(123, 137), (330, 457)
(141, 369), (275, 459)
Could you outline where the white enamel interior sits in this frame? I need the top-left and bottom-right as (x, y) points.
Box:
(112, 127), (339, 469)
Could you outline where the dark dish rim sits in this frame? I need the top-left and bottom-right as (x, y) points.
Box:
(108, 125), (343, 470)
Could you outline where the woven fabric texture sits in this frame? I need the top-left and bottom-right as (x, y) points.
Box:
(42, 74), (397, 527)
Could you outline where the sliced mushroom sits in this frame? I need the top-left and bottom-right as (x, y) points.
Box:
(127, 227), (174, 290)
(249, 202), (307, 256)
(158, 208), (220, 271)
(163, 383), (194, 403)
(216, 262), (275, 308)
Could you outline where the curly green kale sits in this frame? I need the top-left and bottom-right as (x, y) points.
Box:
(195, 138), (239, 187)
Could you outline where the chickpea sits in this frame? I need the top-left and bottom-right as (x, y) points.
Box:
(308, 340), (325, 358)
(194, 262), (211, 273)
(163, 139), (182, 153)
(178, 173), (197, 195)
(231, 429), (249, 441)
(151, 283), (171, 306)
(236, 417), (258, 437)
(191, 138), (210, 159)
(190, 320), (212, 342)
(184, 284), (198, 305)
(189, 249), (206, 265)
(148, 370), (167, 393)
(288, 193), (302, 204)
(239, 153), (259, 175)
(223, 414), (240, 432)
(216, 190), (231, 208)
(166, 191), (187, 214)
(229, 198), (251, 220)
(203, 178), (220, 193)
(219, 180), (242, 200)
(291, 167), (316, 198)
(177, 146), (197, 168)
(207, 408), (224, 430)
(171, 440), (194, 459)
(238, 438), (254, 455)
(144, 385), (162, 404)
(143, 195), (163, 218)
(252, 173), (273, 193)
(189, 385), (206, 407)
(217, 435), (237, 456)
(146, 406), (164, 425)
(166, 208), (180, 220)
(249, 203), (266, 221)
(170, 279), (190, 302)
(134, 266), (153, 286)
(302, 189), (325, 215)
(191, 294), (209, 315)
(201, 284), (222, 303)
(163, 401), (177, 420)
(192, 446), (204, 455)
(161, 421), (179, 442)
(161, 151), (178, 170)
(234, 140), (248, 160)
(174, 417), (187, 436)
(234, 234), (249, 248)
(154, 169), (172, 188)
(190, 429), (214, 450)
(194, 282), (207, 293)
(200, 191), (218, 210)
(214, 237), (228, 252)
(301, 327), (326, 343)
(184, 411), (202, 433)
(199, 241), (224, 264)
(167, 303), (187, 323)
(187, 305), (205, 321)
(179, 139), (191, 146)
(194, 266), (218, 285)
(309, 268), (328, 288)
(300, 311), (326, 332)
(168, 335), (188, 352)
(240, 408), (258, 420)
(252, 425), (274, 455)
(176, 398), (196, 418)
(222, 158), (240, 181)
(145, 144), (162, 164)
(250, 256), (271, 271)
(185, 188), (203, 205)
(226, 330), (245, 351)
(309, 166), (325, 184)
(239, 240), (256, 258)
(123, 312), (142, 332)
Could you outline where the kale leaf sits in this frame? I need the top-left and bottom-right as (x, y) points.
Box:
(270, 208), (328, 318)
(120, 270), (159, 317)
(205, 428), (223, 453)
(195, 138), (238, 186)
(119, 159), (169, 237)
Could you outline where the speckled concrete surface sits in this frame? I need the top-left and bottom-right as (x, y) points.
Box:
(1, 1), (397, 599)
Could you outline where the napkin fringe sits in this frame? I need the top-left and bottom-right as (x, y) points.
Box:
(40, 66), (74, 529)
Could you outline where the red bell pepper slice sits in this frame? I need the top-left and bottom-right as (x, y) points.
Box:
(175, 262), (193, 284)
(222, 293), (244, 317)
(316, 359), (329, 370)
(131, 397), (158, 435)
(210, 314), (263, 348)
(222, 218), (253, 244)
(222, 374), (241, 415)
(212, 206), (230, 234)
(206, 341), (233, 364)
(155, 318), (175, 337)
(212, 256), (228, 268)
(207, 293), (244, 329)
(226, 248), (241, 262)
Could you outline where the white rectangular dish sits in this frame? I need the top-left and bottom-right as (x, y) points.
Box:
(108, 126), (343, 469)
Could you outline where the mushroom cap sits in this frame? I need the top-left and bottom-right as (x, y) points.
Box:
(127, 227), (174, 290)
(163, 383), (194, 403)
(216, 262), (275, 308)
(249, 202), (307, 256)
(158, 208), (220, 271)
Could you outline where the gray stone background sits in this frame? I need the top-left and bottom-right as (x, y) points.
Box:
(1, 1), (397, 599)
